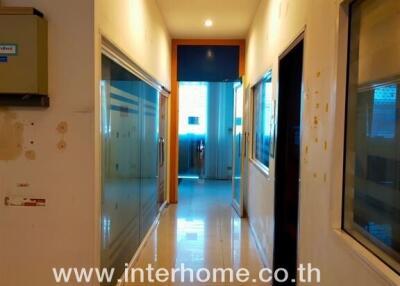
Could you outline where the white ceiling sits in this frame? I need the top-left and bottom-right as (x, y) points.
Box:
(155, 0), (262, 39)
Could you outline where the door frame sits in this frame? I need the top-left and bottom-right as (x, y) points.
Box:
(273, 30), (306, 284)
(169, 39), (246, 203)
(158, 92), (169, 211)
(232, 79), (245, 217)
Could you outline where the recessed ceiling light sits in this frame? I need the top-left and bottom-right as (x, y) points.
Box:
(204, 19), (213, 27)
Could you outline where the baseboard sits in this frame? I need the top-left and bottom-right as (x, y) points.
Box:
(115, 202), (168, 286)
(248, 220), (271, 269)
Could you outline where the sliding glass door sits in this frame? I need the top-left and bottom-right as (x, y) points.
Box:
(158, 95), (168, 210)
(100, 55), (162, 285)
(178, 81), (236, 180)
(139, 84), (159, 241)
(232, 81), (245, 217)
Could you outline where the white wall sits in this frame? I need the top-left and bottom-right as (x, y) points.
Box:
(96, 0), (171, 89)
(245, 0), (398, 285)
(0, 0), (170, 285)
(0, 0), (96, 285)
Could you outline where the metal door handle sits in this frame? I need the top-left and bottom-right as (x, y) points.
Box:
(159, 138), (164, 167)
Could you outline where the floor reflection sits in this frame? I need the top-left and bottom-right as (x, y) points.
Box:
(129, 179), (266, 285)
(176, 218), (205, 265)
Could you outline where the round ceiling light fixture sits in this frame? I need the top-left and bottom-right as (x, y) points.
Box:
(204, 19), (213, 27)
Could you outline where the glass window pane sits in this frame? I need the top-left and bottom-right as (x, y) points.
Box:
(101, 56), (142, 282)
(179, 82), (208, 135)
(370, 85), (397, 139)
(343, 0), (400, 273)
(234, 83), (244, 204)
(252, 72), (273, 168)
(101, 55), (160, 283)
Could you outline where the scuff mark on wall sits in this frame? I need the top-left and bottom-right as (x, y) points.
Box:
(56, 121), (68, 134)
(56, 121), (68, 151)
(313, 116), (319, 127)
(57, 139), (67, 151)
(25, 150), (36, 160)
(0, 108), (24, 160)
(17, 183), (30, 188)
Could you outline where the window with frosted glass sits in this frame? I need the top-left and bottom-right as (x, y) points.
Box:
(343, 0), (400, 273)
(178, 82), (208, 135)
(101, 55), (160, 284)
(252, 72), (272, 169)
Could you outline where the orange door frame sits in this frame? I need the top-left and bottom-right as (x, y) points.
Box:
(169, 39), (246, 203)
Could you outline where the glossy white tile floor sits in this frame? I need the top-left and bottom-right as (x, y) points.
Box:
(127, 179), (266, 285)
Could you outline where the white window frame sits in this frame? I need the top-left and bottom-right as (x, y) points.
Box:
(330, 1), (400, 284)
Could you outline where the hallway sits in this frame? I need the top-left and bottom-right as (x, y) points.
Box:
(130, 179), (265, 285)
(1, 0), (400, 285)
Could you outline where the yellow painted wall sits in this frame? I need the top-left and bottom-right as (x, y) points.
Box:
(96, 0), (171, 89)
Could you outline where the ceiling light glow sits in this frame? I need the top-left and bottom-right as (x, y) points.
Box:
(204, 19), (213, 27)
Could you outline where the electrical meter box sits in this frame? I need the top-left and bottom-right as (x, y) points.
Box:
(0, 7), (48, 106)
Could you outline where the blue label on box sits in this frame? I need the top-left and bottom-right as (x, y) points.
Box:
(0, 56), (8, 63)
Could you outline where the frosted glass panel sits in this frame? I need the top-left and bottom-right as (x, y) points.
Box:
(178, 82), (207, 178)
(178, 82), (235, 179)
(140, 84), (159, 240)
(233, 83), (243, 205)
(101, 55), (160, 284)
(179, 82), (207, 135)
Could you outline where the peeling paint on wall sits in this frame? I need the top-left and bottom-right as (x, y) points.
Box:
(25, 150), (36, 160)
(56, 121), (68, 134)
(56, 121), (68, 151)
(0, 108), (24, 160)
(17, 183), (30, 188)
(4, 196), (46, 207)
(57, 139), (67, 151)
(313, 116), (319, 126)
